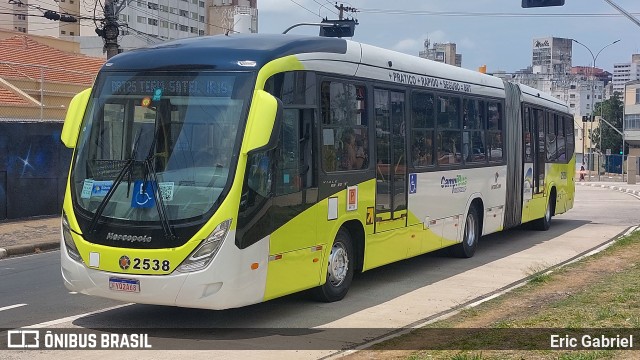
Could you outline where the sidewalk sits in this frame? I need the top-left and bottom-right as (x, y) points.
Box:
(1, 181), (640, 260)
(0, 216), (60, 259)
(575, 180), (640, 197)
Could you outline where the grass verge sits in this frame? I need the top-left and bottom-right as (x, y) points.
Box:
(343, 229), (640, 360)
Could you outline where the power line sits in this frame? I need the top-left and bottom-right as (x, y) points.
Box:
(358, 8), (640, 18)
(310, 0), (338, 16)
(289, 0), (323, 19)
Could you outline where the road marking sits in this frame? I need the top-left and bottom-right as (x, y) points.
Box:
(0, 303), (27, 312)
(23, 303), (133, 328)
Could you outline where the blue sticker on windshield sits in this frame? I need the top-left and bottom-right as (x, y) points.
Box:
(131, 180), (156, 209)
(409, 173), (417, 194)
(152, 88), (163, 101)
(91, 180), (113, 197)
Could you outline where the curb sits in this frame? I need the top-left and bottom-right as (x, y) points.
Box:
(575, 182), (640, 197)
(0, 241), (60, 260)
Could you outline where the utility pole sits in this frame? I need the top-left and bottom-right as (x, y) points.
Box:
(99, 0), (120, 59)
(334, 3), (357, 20)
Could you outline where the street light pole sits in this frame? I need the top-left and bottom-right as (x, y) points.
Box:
(571, 38), (621, 177)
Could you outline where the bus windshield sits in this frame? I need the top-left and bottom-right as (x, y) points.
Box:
(72, 71), (254, 223)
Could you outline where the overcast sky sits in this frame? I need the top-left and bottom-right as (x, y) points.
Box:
(257, 0), (640, 73)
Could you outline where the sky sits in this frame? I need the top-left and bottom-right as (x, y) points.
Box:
(257, 0), (640, 74)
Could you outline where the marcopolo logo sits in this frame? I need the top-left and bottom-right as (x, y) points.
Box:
(106, 233), (152, 243)
(441, 175), (468, 193)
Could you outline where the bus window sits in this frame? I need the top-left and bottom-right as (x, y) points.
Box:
(462, 98), (486, 163)
(546, 112), (558, 162)
(437, 95), (461, 129)
(264, 71), (316, 106)
(411, 91), (435, 167)
(565, 116), (575, 159)
(437, 95), (462, 165)
(487, 101), (503, 162)
(321, 81), (369, 171)
(523, 106), (533, 163)
(557, 114), (566, 162)
(276, 109), (302, 195)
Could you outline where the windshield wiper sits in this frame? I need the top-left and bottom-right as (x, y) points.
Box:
(140, 105), (176, 241)
(87, 128), (142, 234)
(142, 156), (176, 241)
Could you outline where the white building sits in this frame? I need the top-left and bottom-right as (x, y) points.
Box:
(208, 0), (258, 36)
(532, 37), (572, 76)
(118, 0), (208, 40)
(419, 39), (462, 67)
(612, 54), (640, 98)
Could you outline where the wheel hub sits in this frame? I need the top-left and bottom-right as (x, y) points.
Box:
(328, 242), (348, 287)
(465, 213), (476, 246)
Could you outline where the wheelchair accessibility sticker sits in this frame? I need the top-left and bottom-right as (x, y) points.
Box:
(131, 180), (156, 209)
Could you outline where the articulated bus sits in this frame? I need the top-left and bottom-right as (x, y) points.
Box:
(60, 34), (575, 309)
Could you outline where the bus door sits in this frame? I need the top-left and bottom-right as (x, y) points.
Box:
(373, 89), (407, 233)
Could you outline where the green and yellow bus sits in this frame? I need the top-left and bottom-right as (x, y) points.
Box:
(60, 34), (575, 309)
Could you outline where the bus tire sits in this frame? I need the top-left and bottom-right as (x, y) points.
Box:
(313, 228), (354, 302)
(449, 206), (480, 258)
(533, 195), (554, 231)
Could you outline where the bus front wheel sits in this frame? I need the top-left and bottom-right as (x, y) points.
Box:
(449, 206), (480, 258)
(313, 228), (354, 302)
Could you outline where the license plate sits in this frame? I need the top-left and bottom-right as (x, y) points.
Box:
(109, 277), (140, 293)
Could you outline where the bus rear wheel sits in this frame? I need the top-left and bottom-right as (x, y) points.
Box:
(449, 206), (479, 258)
(313, 228), (354, 302)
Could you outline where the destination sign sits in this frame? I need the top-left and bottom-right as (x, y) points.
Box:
(104, 75), (235, 97)
(388, 71), (472, 93)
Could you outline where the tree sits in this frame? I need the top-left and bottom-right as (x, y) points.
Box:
(591, 92), (627, 155)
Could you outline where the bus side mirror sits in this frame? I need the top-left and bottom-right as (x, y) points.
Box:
(61, 88), (92, 148)
(242, 90), (283, 154)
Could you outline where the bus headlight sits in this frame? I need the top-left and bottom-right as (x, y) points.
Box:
(176, 219), (232, 273)
(62, 212), (82, 263)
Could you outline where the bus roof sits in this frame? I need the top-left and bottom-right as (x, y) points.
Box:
(102, 34), (569, 113)
(103, 34), (348, 71)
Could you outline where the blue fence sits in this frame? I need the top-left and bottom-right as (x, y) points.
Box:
(0, 121), (71, 220)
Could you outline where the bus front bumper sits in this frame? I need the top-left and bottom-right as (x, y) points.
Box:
(60, 233), (269, 310)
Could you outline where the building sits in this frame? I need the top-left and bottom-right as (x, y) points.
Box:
(532, 37), (572, 76)
(6, 0), (257, 58)
(624, 80), (640, 159)
(208, 0), (258, 36)
(0, 0), (28, 33)
(571, 66), (611, 85)
(118, 0), (209, 40)
(0, 31), (104, 120)
(419, 39), (461, 67)
(0, 0), (89, 37)
(612, 54), (640, 98)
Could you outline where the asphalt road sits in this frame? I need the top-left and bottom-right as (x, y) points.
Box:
(0, 186), (638, 359)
